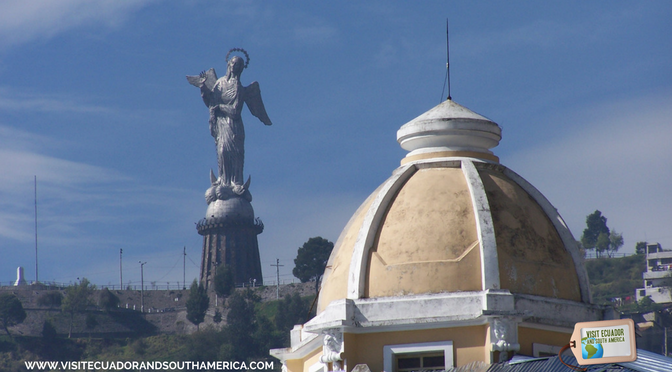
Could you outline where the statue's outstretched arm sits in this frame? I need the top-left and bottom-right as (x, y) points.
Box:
(186, 68), (218, 107)
(245, 81), (272, 126)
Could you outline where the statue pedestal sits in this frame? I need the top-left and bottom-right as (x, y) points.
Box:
(197, 196), (264, 289)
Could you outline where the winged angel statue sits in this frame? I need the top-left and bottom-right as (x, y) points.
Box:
(187, 49), (272, 199)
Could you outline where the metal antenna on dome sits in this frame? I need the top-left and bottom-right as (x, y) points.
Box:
(441, 19), (452, 102)
(446, 19), (452, 101)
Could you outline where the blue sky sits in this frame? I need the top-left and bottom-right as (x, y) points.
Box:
(1, 1), (671, 288)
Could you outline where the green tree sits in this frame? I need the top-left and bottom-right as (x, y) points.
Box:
(219, 289), (277, 362)
(186, 280), (209, 331)
(62, 278), (95, 338)
(275, 293), (311, 346)
(0, 293), (27, 339)
(596, 232), (610, 257)
(293, 236), (334, 293)
(636, 241), (648, 255)
(221, 290), (257, 360)
(581, 210), (610, 257)
(41, 319), (60, 358)
(608, 230), (624, 257)
(214, 265), (235, 298)
(185, 327), (226, 361)
(42, 319), (58, 341)
(621, 296), (664, 314)
(254, 315), (282, 359)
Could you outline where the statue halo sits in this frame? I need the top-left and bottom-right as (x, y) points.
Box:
(226, 48), (250, 69)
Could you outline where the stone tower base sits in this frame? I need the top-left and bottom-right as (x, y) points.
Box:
(196, 196), (264, 290)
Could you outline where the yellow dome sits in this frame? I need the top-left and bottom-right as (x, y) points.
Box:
(317, 100), (590, 313)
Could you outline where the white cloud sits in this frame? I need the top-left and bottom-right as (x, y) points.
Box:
(0, 125), (57, 153)
(0, 149), (122, 187)
(506, 91), (672, 253)
(0, 145), (126, 248)
(0, 87), (113, 114)
(0, 0), (157, 48)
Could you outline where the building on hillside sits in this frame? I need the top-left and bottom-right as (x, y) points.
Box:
(270, 95), (617, 371)
(635, 243), (672, 303)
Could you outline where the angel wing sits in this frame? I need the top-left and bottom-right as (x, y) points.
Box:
(186, 68), (218, 92)
(244, 81), (272, 126)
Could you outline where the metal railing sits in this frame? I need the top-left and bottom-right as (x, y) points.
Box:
(0, 281), (190, 291)
(584, 252), (631, 260)
(0, 278), (302, 291)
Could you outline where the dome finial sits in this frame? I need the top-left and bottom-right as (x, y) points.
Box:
(445, 18), (452, 101)
(397, 99), (502, 164)
(441, 19), (453, 102)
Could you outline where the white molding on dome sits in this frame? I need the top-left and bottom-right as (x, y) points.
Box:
(462, 160), (500, 290)
(307, 290), (518, 335)
(347, 163), (417, 300)
(304, 290), (608, 336)
(499, 166), (593, 304)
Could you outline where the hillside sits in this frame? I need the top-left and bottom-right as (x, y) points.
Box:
(1, 281), (316, 338)
(0, 285), (316, 371)
(585, 254), (645, 305)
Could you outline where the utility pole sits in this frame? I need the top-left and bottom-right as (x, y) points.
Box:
(119, 248), (123, 289)
(665, 325), (668, 357)
(183, 246), (186, 290)
(270, 259), (283, 299)
(139, 261), (147, 313)
(34, 175), (38, 283)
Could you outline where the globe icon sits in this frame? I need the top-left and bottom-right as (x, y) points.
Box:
(582, 338), (604, 359)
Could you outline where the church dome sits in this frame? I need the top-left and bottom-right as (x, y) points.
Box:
(317, 99), (590, 313)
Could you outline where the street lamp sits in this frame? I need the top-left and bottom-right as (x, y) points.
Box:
(139, 261), (147, 313)
(119, 248), (123, 289)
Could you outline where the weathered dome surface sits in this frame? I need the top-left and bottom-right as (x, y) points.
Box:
(317, 100), (589, 313)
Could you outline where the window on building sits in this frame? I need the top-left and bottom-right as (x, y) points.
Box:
(661, 258), (672, 265)
(395, 352), (445, 372)
(532, 343), (562, 358)
(383, 341), (453, 372)
(639, 290), (646, 297)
